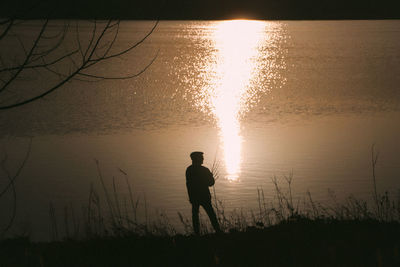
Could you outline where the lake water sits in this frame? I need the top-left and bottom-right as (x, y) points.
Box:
(1, 20), (400, 240)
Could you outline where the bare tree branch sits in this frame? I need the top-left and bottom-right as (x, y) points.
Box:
(0, 65), (83, 109)
(83, 20), (98, 61)
(0, 20), (49, 94)
(0, 49), (79, 73)
(85, 20), (113, 63)
(0, 19), (14, 41)
(0, 138), (32, 237)
(0, 138), (32, 198)
(0, 19), (13, 26)
(0, 18), (159, 109)
(77, 49), (159, 81)
(94, 20), (159, 62)
(99, 21), (120, 58)
(30, 22), (69, 60)
(10, 29), (29, 57)
(0, 154), (17, 237)
(75, 21), (85, 61)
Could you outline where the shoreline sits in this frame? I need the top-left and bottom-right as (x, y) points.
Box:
(2, 218), (399, 266)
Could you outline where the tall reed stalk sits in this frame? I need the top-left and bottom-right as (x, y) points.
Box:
(45, 146), (400, 241)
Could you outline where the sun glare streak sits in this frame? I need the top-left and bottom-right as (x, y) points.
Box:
(209, 20), (266, 180)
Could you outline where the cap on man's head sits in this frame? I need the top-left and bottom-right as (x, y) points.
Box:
(190, 151), (204, 160)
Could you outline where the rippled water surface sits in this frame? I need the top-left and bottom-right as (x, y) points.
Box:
(1, 20), (400, 240)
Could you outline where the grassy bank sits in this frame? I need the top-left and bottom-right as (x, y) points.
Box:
(1, 218), (400, 266)
(1, 184), (400, 266)
(1, 149), (400, 266)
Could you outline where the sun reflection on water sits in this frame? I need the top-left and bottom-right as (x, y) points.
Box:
(208, 20), (267, 180)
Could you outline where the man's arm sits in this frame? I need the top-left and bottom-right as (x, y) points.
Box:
(185, 167), (193, 203)
(206, 168), (215, 186)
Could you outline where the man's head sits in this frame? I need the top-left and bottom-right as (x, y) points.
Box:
(190, 151), (204, 165)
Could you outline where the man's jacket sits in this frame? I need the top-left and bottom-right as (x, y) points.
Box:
(186, 165), (215, 204)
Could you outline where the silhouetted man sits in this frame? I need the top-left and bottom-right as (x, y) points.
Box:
(186, 151), (222, 235)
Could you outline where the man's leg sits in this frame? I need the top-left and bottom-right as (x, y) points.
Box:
(192, 203), (200, 235)
(202, 201), (222, 233)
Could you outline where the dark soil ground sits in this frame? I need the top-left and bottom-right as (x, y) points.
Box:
(1, 218), (400, 266)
